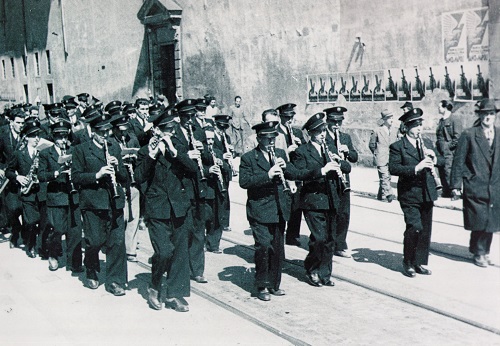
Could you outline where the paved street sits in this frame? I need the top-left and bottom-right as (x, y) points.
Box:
(0, 164), (499, 345)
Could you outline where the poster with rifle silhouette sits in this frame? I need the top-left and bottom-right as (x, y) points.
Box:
(426, 66), (442, 93)
(411, 67), (426, 102)
(441, 64), (459, 100)
(371, 70), (385, 102)
(385, 69), (398, 102)
(337, 73), (350, 101)
(327, 74), (339, 103)
(317, 75), (329, 103)
(455, 64), (474, 101)
(398, 68), (412, 102)
(307, 75), (319, 103)
(347, 73), (361, 102)
(360, 72), (373, 102)
(472, 61), (489, 100)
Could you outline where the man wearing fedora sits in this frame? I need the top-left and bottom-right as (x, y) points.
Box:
(369, 109), (398, 203)
(450, 99), (500, 268)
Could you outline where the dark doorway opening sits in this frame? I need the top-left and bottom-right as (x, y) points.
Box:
(158, 44), (176, 105)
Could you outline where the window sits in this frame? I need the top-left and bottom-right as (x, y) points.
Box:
(47, 83), (54, 103)
(23, 84), (29, 103)
(34, 52), (40, 76)
(22, 55), (27, 76)
(1, 60), (6, 79)
(10, 58), (15, 78)
(46, 50), (51, 75)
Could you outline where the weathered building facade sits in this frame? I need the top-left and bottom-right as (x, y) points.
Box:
(1, 0), (498, 164)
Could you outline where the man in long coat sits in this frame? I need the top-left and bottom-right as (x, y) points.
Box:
(450, 99), (500, 267)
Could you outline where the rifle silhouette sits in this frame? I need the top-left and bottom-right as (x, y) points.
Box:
(350, 76), (359, 95)
(429, 67), (438, 92)
(460, 65), (472, 99)
(414, 68), (425, 97)
(476, 65), (488, 97)
(318, 77), (327, 99)
(339, 77), (347, 94)
(308, 78), (317, 100)
(361, 75), (370, 95)
(401, 69), (410, 99)
(328, 77), (336, 97)
(373, 74), (382, 94)
(444, 66), (455, 98)
(387, 70), (397, 97)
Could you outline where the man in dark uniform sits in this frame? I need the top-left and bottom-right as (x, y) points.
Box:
(38, 119), (83, 272)
(72, 105), (99, 145)
(204, 126), (230, 253)
(71, 109), (128, 295)
(6, 119), (45, 257)
(389, 108), (442, 277)
(324, 106), (358, 258)
(292, 113), (346, 287)
(106, 101), (141, 263)
(212, 114), (234, 233)
(171, 99), (209, 284)
(135, 109), (198, 312)
(0, 108), (25, 243)
(276, 103), (306, 246)
(239, 121), (319, 301)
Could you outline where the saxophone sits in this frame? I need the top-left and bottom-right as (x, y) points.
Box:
(20, 150), (40, 195)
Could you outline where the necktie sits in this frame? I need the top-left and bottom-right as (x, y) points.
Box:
(416, 139), (423, 160)
(486, 130), (493, 147)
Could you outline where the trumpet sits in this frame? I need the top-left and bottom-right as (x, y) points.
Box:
(267, 145), (289, 192)
(60, 143), (77, 194)
(103, 140), (120, 199)
(417, 134), (442, 191)
(321, 139), (350, 193)
(20, 150), (40, 195)
(187, 123), (206, 181)
(208, 144), (226, 192)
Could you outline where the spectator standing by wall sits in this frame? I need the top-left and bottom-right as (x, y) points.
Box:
(228, 96), (249, 156)
(369, 109), (398, 203)
(435, 100), (461, 198)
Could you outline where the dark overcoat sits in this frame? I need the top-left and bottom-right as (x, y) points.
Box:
(450, 125), (500, 232)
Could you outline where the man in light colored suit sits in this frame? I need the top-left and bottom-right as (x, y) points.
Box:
(369, 109), (398, 203)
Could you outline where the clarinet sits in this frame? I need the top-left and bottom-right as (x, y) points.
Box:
(187, 123), (206, 181)
(121, 136), (136, 185)
(222, 131), (237, 176)
(61, 143), (77, 194)
(417, 134), (442, 191)
(267, 145), (289, 192)
(103, 140), (120, 199)
(208, 144), (226, 192)
(285, 122), (301, 146)
(334, 130), (351, 192)
(321, 139), (350, 193)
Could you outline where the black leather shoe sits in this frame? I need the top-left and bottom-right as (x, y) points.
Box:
(414, 265), (432, 275)
(473, 255), (488, 268)
(26, 248), (36, 258)
(192, 275), (208, 283)
(48, 257), (59, 271)
(307, 273), (323, 287)
(70, 266), (85, 274)
(402, 263), (416, 277)
(223, 227), (232, 232)
(269, 288), (286, 296)
(208, 249), (222, 254)
(334, 250), (351, 258)
(286, 239), (301, 247)
(165, 297), (189, 312)
(322, 278), (336, 287)
(386, 194), (395, 203)
(148, 287), (163, 310)
(87, 279), (100, 289)
(257, 288), (271, 301)
(106, 282), (126, 296)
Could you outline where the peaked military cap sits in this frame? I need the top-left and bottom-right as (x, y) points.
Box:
(21, 119), (41, 137)
(399, 108), (423, 128)
(50, 119), (72, 134)
(276, 103), (297, 116)
(324, 106), (347, 121)
(252, 121), (279, 137)
(303, 112), (326, 132)
(105, 100), (122, 114)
